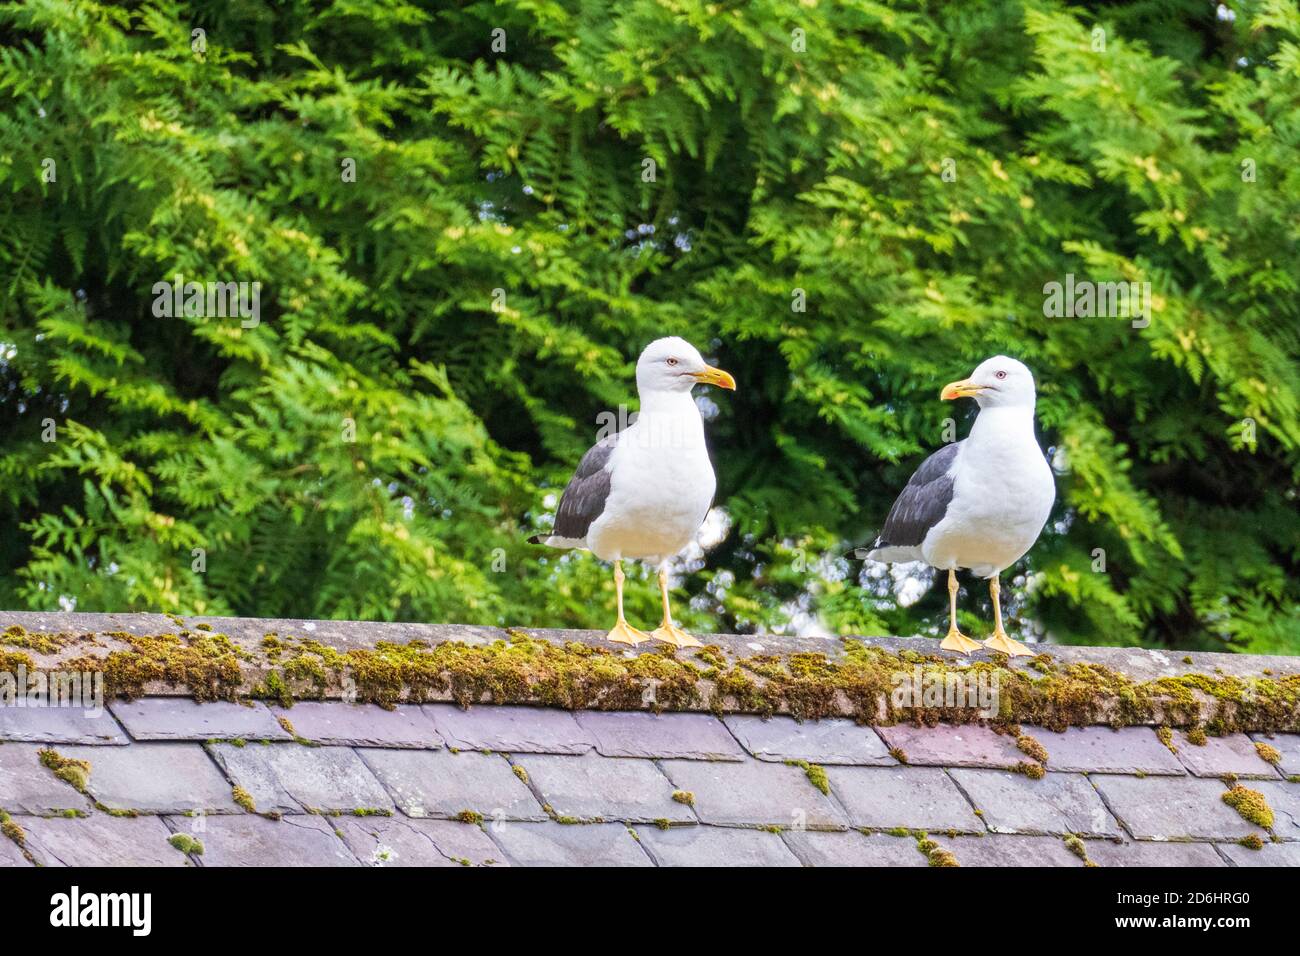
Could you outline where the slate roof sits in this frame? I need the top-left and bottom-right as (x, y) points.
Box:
(1, 612), (1298, 867)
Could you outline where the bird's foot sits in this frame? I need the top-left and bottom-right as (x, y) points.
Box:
(939, 627), (984, 654)
(651, 622), (703, 649)
(983, 628), (1033, 657)
(606, 619), (651, 647)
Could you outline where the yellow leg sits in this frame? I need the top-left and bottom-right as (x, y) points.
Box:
(939, 569), (983, 653)
(650, 567), (702, 648)
(982, 575), (1032, 657)
(606, 561), (650, 646)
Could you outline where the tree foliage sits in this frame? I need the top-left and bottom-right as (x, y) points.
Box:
(0, 0), (1297, 654)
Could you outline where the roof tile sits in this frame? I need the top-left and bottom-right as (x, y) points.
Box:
(659, 758), (848, 829)
(1091, 775), (1267, 841)
(358, 748), (545, 821)
(180, 813), (358, 866)
(1251, 780), (1299, 839)
(427, 703), (592, 755)
(0, 704), (127, 745)
(574, 711), (744, 761)
(875, 723), (1025, 769)
(333, 815), (505, 867)
(271, 702), (440, 749)
(1216, 842), (1300, 867)
(1174, 731), (1282, 779)
(0, 831), (30, 866)
(634, 823), (801, 866)
(207, 742), (393, 815)
(511, 752), (693, 823)
(1084, 840), (1226, 867)
(933, 834), (1086, 867)
(111, 699), (289, 742)
(56, 742), (240, 814)
(1249, 733), (1300, 776)
(826, 766), (982, 832)
(781, 829), (928, 867)
(723, 715), (895, 766)
(21, 814), (187, 867)
(949, 768), (1121, 837)
(489, 821), (651, 866)
(1028, 726), (1184, 775)
(0, 743), (94, 814)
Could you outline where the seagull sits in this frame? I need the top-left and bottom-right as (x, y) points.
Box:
(530, 337), (736, 647)
(867, 356), (1055, 657)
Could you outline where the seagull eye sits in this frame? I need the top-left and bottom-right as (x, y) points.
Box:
(995, 370), (1008, 380)
(666, 357), (679, 366)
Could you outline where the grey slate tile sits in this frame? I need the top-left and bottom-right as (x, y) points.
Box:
(949, 768), (1121, 837)
(333, 815), (506, 867)
(723, 715), (895, 766)
(826, 766), (983, 832)
(933, 835), (1086, 867)
(512, 752), (693, 823)
(875, 723), (1026, 769)
(56, 743), (240, 814)
(634, 824), (801, 866)
(0, 704), (126, 745)
(207, 743), (394, 814)
(1250, 733), (1300, 776)
(22, 814), (188, 866)
(1092, 775), (1268, 841)
(1085, 840), (1226, 867)
(489, 821), (651, 866)
(427, 703), (592, 754)
(659, 758), (848, 829)
(575, 711), (744, 760)
(358, 748), (545, 821)
(273, 702), (441, 749)
(0, 743), (94, 814)
(781, 830), (928, 867)
(0, 831), (30, 866)
(110, 699), (289, 742)
(1218, 842), (1300, 867)
(184, 813), (359, 866)
(1252, 780), (1300, 839)
(1174, 731), (1282, 779)
(1028, 726), (1185, 775)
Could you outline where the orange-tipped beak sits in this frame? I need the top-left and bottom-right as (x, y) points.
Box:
(941, 378), (984, 401)
(693, 365), (737, 390)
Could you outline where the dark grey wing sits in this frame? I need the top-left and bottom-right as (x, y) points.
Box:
(528, 433), (619, 545)
(870, 440), (962, 551)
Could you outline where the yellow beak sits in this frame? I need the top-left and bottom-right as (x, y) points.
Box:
(692, 365), (737, 390)
(941, 378), (984, 401)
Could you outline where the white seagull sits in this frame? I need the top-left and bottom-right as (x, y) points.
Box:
(867, 356), (1055, 657)
(530, 337), (736, 647)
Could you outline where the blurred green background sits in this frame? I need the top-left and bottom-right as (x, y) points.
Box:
(1, 0), (1296, 654)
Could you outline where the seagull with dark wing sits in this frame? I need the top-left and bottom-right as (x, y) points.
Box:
(530, 337), (736, 647)
(867, 356), (1055, 657)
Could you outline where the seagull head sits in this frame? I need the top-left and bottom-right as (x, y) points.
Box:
(941, 355), (1037, 408)
(635, 336), (736, 395)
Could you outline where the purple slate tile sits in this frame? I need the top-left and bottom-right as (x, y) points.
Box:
(272, 702), (440, 749)
(574, 711), (744, 761)
(781, 830), (928, 867)
(875, 723), (1025, 769)
(1027, 726), (1185, 775)
(633, 824), (801, 867)
(1250, 733), (1300, 776)
(511, 752), (693, 823)
(54, 743), (240, 814)
(0, 704), (126, 745)
(182, 813), (359, 866)
(489, 821), (651, 866)
(333, 816), (506, 867)
(0, 831), (30, 866)
(0, 743), (94, 814)
(1175, 731), (1282, 779)
(427, 704), (592, 755)
(723, 715), (895, 766)
(1092, 775), (1268, 841)
(22, 814), (188, 867)
(949, 768), (1121, 837)
(933, 835), (1086, 867)
(659, 758), (848, 829)
(1252, 780), (1300, 839)
(826, 766), (983, 833)
(1085, 840), (1226, 867)
(207, 743), (394, 814)
(110, 699), (289, 742)
(1218, 842), (1300, 867)
(358, 748), (545, 821)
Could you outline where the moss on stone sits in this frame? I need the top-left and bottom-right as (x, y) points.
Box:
(456, 809), (484, 825)
(38, 748), (91, 793)
(168, 833), (204, 856)
(512, 765), (529, 785)
(232, 786), (256, 813)
(1186, 726), (1208, 746)
(1013, 761), (1046, 780)
(1016, 734), (1049, 764)
(1237, 834), (1264, 851)
(1254, 742), (1281, 765)
(784, 759), (830, 795)
(1064, 835), (1089, 863)
(1222, 785), (1273, 829)
(1156, 726), (1176, 753)
(671, 790), (695, 806)
(0, 811), (25, 847)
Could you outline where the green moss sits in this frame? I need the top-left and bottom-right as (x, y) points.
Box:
(1186, 726), (1208, 746)
(1016, 734), (1049, 764)
(928, 848), (959, 867)
(671, 790), (695, 806)
(1, 624), (90, 656)
(0, 811), (25, 847)
(352, 808), (393, 817)
(62, 630), (249, 701)
(1237, 834), (1264, 851)
(456, 810), (484, 825)
(1064, 835), (1089, 863)
(512, 765), (529, 785)
(168, 833), (204, 856)
(276, 715), (296, 737)
(38, 748), (91, 793)
(884, 827), (911, 838)
(1222, 785), (1273, 829)
(1013, 761), (1046, 780)
(1255, 742), (1281, 765)
(232, 786), (256, 813)
(654, 818), (672, 830)
(1156, 726), (1176, 753)
(784, 759), (830, 795)
(889, 747), (909, 764)
(94, 803), (138, 818)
